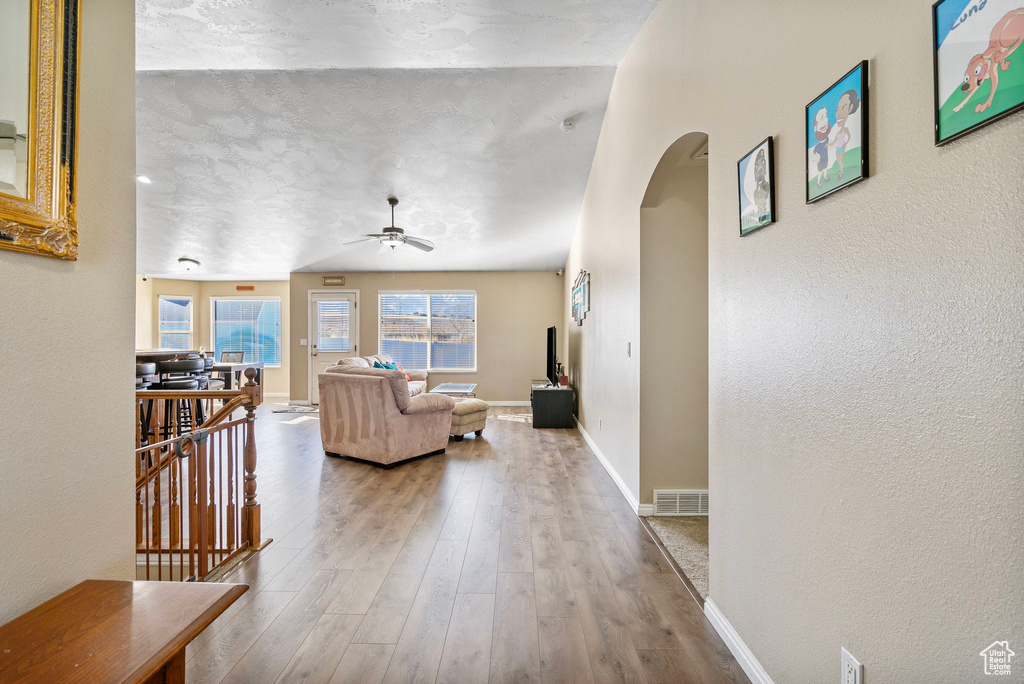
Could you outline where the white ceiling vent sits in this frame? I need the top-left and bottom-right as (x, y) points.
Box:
(653, 489), (709, 516)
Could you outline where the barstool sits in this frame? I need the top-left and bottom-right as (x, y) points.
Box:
(136, 363), (157, 446)
(202, 357), (225, 391)
(136, 362), (157, 390)
(154, 359), (206, 437)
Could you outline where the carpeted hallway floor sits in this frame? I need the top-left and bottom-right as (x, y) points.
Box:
(643, 516), (709, 599)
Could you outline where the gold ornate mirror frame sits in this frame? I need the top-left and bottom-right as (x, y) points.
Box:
(0, 0), (80, 261)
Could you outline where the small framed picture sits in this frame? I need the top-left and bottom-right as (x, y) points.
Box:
(932, 1), (1024, 145)
(737, 137), (776, 236)
(805, 61), (869, 203)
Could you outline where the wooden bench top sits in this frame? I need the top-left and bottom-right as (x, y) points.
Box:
(0, 580), (247, 683)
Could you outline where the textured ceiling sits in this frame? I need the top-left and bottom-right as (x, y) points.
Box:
(135, 0), (657, 277)
(136, 68), (615, 277)
(136, 0), (657, 71)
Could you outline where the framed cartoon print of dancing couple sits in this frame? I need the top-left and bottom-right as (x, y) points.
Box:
(805, 61), (870, 203)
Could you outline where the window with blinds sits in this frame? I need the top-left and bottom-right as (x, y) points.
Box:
(316, 300), (351, 352)
(379, 292), (476, 371)
(158, 295), (192, 350)
(211, 298), (282, 366)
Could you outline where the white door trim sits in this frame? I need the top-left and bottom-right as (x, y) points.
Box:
(308, 289), (360, 404)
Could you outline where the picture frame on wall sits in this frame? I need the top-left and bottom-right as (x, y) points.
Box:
(572, 270), (589, 326)
(805, 61), (870, 203)
(932, 0), (1024, 145)
(737, 136), (776, 236)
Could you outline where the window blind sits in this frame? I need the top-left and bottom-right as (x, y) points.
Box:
(212, 298), (281, 366)
(379, 292), (476, 371)
(316, 300), (351, 352)
(158, 296), (192, 350)
(430, 293), (476, 370)
(380, 293), (429, 369)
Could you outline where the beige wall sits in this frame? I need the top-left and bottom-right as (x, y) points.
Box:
(141, 277), (200, 350)
(135, 276), (154, 348)
(290, 272), (563, 403)
(138, 279), (291, 395)
(0, 0), (135, 621)
(639, 160), (708, 503)
(198, 281), (290, 395)
(566, 0), (1024, 680)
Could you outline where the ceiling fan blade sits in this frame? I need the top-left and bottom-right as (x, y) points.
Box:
(342, 236), (378, 246)
(405, 237), (434, 252)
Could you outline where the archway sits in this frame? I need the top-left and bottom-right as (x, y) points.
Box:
(639, 132), (710, 599)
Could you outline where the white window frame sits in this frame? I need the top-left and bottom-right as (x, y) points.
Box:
(157, 294), (193, 350)
(378, 290), (477, 373)
(209, 296), (283, 368)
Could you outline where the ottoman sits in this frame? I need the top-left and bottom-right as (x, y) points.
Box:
(450, 398), (489, 441)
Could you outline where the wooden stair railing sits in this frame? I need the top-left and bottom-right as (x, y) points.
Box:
(135, 369), (263, 581)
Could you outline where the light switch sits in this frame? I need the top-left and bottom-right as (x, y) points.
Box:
(299, 338), (308, 346)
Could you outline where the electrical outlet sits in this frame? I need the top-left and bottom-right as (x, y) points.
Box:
(841, 648), (863, 684)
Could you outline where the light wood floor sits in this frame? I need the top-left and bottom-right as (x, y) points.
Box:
(186, 406), (749, 684)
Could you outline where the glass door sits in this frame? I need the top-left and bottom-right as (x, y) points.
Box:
(309, 291), (358, 404)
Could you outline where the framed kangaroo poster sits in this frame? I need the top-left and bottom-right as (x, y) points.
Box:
(932, 0), (1024, 145)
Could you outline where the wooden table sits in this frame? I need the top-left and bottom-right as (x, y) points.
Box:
(212, 361), (264, 389)
(0, 580), (247, 683)
(135, 350), (201, 364)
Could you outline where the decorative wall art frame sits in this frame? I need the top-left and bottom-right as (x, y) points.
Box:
(737, 136), (776, 236)
(0, 0), (81, 260)
(932, 0), (1024, 145)
(805, 61), (870, 203)
(572, 270), (590, 326)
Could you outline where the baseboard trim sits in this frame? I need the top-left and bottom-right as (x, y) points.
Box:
(573, 417), (640, 514)
(288, 398), (527, 406)
(704, 598), (774, 684)
(637, 504), (655, 516)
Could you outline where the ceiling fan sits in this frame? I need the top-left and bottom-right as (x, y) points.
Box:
(343, 196), (434, 253)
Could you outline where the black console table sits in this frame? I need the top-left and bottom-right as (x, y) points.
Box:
(530, 379), (575, 428)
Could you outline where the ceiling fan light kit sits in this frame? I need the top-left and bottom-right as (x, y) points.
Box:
(343, 196), (435, 253)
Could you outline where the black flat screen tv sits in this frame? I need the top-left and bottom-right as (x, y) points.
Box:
(546, 326), (557, 386)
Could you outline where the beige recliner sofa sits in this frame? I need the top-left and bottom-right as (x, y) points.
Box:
(329, 353), (429, 396)
(318, 365), (455, 468)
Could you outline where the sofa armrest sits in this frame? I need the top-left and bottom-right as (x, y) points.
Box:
(402, 393), (455, 415)
(406, 369), (428, 382)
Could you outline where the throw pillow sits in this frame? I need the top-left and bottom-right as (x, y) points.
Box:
(395, 362), (412, 382)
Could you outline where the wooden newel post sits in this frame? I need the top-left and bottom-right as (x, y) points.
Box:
(241, 368), (262, 549)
